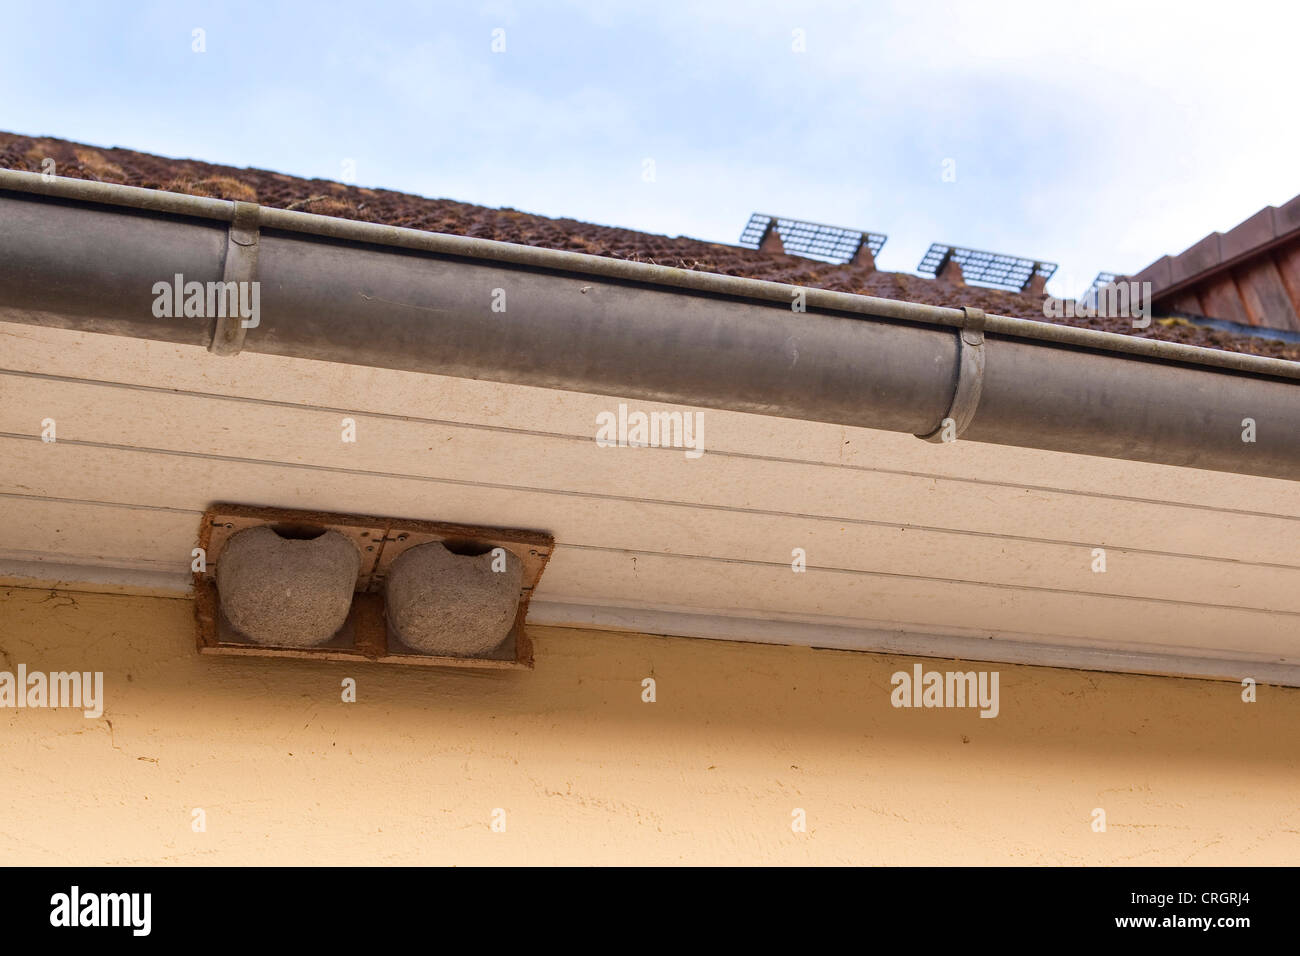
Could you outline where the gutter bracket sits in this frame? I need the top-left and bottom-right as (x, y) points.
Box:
(915, 306), (986, 443)
(208, 201), (261, 356)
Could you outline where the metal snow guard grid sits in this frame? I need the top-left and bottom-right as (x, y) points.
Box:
(739, 213), (887, 264)
(918, 244), (1058, 291)
(1081, 271), (1119, 306)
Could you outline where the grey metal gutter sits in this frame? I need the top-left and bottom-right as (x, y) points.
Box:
(2, 169), (1298, 481)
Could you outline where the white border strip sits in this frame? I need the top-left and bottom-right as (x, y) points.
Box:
(1, 558), (1294, 686)
(529, 601), (1298, 686)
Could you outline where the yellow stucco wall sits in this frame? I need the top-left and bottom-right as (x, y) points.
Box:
(0, 585), (1296, 865)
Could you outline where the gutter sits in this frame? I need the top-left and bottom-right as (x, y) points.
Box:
(2, 169), (1298, 481)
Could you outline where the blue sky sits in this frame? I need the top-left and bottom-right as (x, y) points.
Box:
(4, 0), (1298, 297)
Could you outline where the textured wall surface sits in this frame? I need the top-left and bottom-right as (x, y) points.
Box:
(0, 585), (1296, 865)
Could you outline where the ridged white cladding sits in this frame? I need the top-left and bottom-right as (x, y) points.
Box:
(3, 323), (1299, 683)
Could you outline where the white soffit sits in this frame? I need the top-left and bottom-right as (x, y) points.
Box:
(1, 321), (1297, 685)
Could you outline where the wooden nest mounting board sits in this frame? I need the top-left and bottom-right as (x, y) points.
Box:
(194, 502), (554, 669)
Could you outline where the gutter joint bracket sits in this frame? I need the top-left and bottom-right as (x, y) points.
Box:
(208, 200), (261, 357)
(916, 306), (986, 443)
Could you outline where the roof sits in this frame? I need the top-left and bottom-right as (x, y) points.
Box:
(1130, 193), (1300, 332)
(3, 130), (1298, 362)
